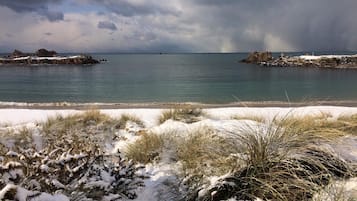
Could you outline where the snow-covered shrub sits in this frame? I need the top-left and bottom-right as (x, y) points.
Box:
(0, 110), (147, 200)
(0, 147), (146, 200)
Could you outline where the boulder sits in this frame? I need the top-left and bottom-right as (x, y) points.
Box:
(36, 48), (57, 57)
(241, 51), (273, 63)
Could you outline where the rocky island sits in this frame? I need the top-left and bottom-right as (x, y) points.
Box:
(242, 51), (357, 68)
(0, 49), (99, 65)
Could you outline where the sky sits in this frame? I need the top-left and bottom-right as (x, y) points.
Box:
(0, 0), (356, 53)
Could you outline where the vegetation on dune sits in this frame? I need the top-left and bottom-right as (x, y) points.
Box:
(0, 110), (147, 200)
(159, 107), (205, 124)
(117, 113), (145, 129)
(124, 112), (357, 201)
(193, 114), (357, 201)
(1, 109), (357, 200)
(275, 112), (357, 139)
(125, 131), (164, 164)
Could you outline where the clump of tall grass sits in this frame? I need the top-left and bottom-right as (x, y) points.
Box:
(42, 110), (113, 134)
(124, 126), (240, 190)
(125, 131), (164, 163)
(117, 113), (145, 129)
(0, 127), (35, 151)
(193, 117), (356, 201)
(275, 112), (357, 140)
(40, 110), (122, 153)
(159, 108), (205, 124)
(176, 128), (240, 183)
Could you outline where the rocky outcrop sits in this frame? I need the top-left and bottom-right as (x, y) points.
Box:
(241, 51), (273, 63)
(242, 51), (357, 69)
(10, 49), (28, 58)
(0, 49), (100, 65)
(36, 49), (57, 57)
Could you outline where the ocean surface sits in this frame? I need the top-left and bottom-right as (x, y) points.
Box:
(0, 53), (357, 103)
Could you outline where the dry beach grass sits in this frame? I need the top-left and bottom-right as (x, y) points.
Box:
(0, 108), (357, 200)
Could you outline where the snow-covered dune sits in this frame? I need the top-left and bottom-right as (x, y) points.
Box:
(0, 106), (357, 201)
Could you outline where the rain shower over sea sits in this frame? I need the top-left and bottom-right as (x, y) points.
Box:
(0, 53), (357, 104)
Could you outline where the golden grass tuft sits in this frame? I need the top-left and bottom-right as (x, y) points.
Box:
(275, 112), (357, 140)
(42, 110), (113, 133)
(81, 109), (111, 125)
(198, 119), (356, 201)
(159, 108), (205, 124)
(125, 131), (164, 164)
(117, 114), (144, 129)
(176, 128), (240, 183)
(39, 110), (118, 153)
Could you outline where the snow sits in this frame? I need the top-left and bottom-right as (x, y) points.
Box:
(1, 106), (357, 200)
(313, 177), (357, 201)
(0, 55), (84, 61)
(299, 55), (357, 60)
(135, 163), (182, 201)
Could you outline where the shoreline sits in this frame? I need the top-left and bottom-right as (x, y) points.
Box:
(2, 100), (357, 110)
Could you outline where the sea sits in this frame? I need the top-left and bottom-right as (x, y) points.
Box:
(0, 52), (357, 104)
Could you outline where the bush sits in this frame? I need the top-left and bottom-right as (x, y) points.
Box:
(0, 147), (146, 200)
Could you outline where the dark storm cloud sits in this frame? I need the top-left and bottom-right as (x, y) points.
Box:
(0, 0), (64, 21)
(1, 0), (357, 52)
(184, 0), (357, 51)
(97, 21), (118, 31)
(89, 0), (180, 17)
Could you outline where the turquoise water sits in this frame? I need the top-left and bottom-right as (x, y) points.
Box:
(0, 53), (357, 103)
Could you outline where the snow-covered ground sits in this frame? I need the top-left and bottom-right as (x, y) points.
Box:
(298, 55), (357, 60)
(0, 55), (83, 61)
(1, 106), (357, 201)
(2, 106), (357, 127)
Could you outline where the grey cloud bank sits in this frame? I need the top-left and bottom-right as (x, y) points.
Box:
(0, 0), (356, 52)
(0, 0), (64, 21)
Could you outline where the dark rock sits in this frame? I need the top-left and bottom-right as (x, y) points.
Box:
(241, 51), (273, 63)
(10, 49), (28, 58)
(36, 48), (57, 57)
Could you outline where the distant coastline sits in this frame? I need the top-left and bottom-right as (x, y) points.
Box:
(242, 51), (357, 68)
(0, 49), (99, 65)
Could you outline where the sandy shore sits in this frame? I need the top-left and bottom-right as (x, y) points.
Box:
(2, 100), (357, 110)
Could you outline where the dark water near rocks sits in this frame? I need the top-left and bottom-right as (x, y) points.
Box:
(0, 53), (357, 103)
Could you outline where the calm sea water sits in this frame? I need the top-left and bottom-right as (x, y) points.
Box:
(0, 53), (357, 103)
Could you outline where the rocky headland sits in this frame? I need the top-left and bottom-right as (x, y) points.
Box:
(0, 49), (99, 65)
(242, 51), (357, 68)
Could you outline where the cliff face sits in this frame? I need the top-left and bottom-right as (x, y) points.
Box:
(0, 49), (99, 65)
